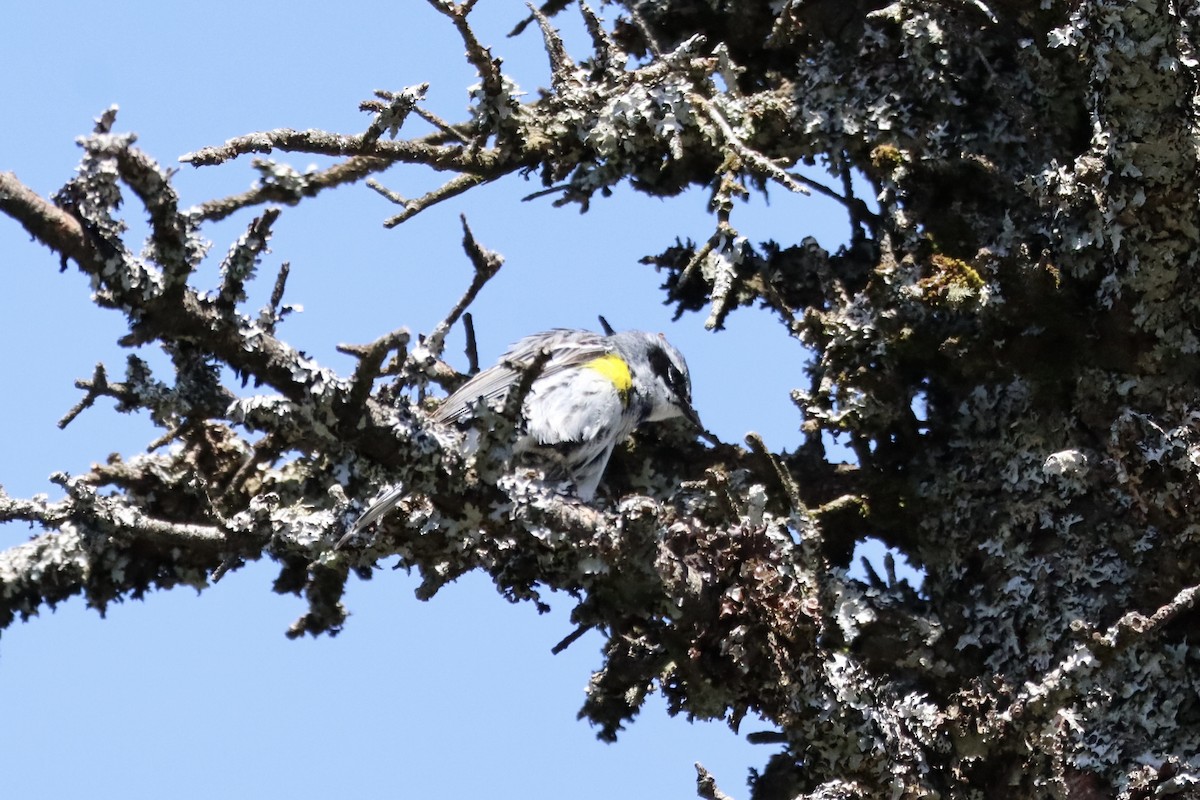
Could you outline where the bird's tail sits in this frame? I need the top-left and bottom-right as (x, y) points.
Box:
(335, 483), (406, 549)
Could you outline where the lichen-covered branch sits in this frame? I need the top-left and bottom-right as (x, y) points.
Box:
(3, 1), (1200, 798)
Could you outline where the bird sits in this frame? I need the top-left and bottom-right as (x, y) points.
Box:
(339, 328), (701, 545)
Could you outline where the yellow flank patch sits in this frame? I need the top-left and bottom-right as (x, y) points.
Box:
(585, 353), (633, 403)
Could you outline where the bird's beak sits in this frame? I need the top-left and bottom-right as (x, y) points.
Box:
(679, 401), (704, 431)
(680, 403), (722, 446)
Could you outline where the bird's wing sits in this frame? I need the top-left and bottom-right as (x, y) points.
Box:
(336, 483), (407, 548)
(432, 331), (611, 424)
(431, 361), (521, 424)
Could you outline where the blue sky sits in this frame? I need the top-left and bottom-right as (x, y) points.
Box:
(0, 3), (861, 798)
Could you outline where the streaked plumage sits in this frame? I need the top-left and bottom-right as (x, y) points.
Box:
(339, 328), (699, 545)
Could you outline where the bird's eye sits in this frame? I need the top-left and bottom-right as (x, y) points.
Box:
(668, 365), (689, 401)
(648, 346), (690, 402)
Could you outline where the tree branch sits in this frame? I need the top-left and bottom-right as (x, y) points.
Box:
(180, 129), (501, 173)
(0, 171), (95, 268)
(188, 156), (394, 222)
(999, 578), (1200, 732)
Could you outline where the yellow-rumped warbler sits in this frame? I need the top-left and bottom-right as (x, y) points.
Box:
(343, 328), (700, 542)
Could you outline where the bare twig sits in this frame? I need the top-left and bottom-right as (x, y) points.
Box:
(268, 261), (290, 313)
(367, 179), (408, 206)
(463, 312), (481, 374)
(382, 173), (489, 227)
(412, 106), (471, 144)
(504, 349), (553, 420)
(551, 623), (593, 654)
(258, 261), (292, 334)
(754, 264), (799, 331)
(210, 556), (242, 583)
(860, 554), (886, 590)
(107, 509), (227, 547)
(58, 364), (111, 429)
(520, 183), (573, 203)
(425, 215), (504, 356)
(148, 422), (190, 452)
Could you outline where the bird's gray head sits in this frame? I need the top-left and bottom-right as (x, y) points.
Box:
(611, 331), (701, 427)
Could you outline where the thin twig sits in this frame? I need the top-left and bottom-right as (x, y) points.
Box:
(527, 3), (576, 91)
(148, 422), (189, 452)
(520, 183), (572, 202)
(551, 623), (593, 654)
(367, 179), (407, 206)
(217, 208), (280, 311)
(108, 144), (199, 289)
(463, 312), (480, 374)
(413, 106), (471, 144)
(578, 2), (624, 74)
(675, 222), (727, 291)
(627, 4), (664, 55)
(340, 328), (413, 410)
(755, 265), (799, 330)
(257, 261), (292, 334)
(505, 349), (553, 419)
(428, 0), (506, 118)
(210, 556), (242, 583)
(691, 94), (810, 197)
(695, 764), (736, 800)
(180, 129), (498, 171)
(268, 261), (290, 313)
(746, 433), (805, 515)
(58, 364), (110, 429)
(383, 173), (489, 227)
(425, 215), (504, 355)
(1000, 579), (1200, 730)
(360, 83), (430, 144)
(188, 156), (393, 222)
